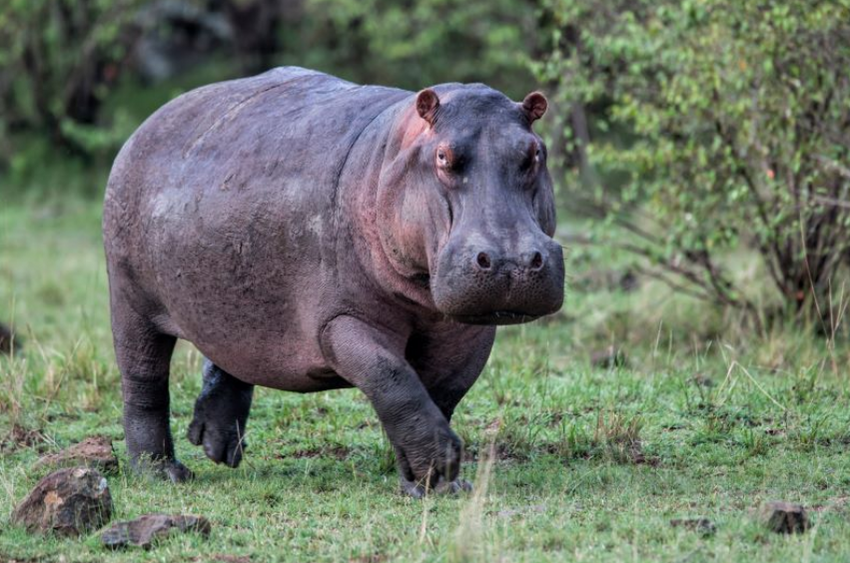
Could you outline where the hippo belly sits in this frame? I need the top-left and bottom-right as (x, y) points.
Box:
(143, 174), (337, 391)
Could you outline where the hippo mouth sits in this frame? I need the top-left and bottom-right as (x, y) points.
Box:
(449, 311), (542, 325)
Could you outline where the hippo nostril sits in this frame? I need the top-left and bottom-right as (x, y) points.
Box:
(476, 252), (492, 271)
(530, 251), (544, 271)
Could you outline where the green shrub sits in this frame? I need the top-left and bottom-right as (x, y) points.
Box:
(0, 0), (143, 167)
(299, 0), (540, 99)
(537, 0), (850, 327)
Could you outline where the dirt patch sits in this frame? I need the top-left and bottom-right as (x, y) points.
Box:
(491, 504), (546, 519)
(811, 496), (850, 513)
(670, 517), (716, 537)
(348, 555), (387, 563)
(627, 440), (660, 466)
(191, 556), (251, 563)
(283, 445), (350, 461)
(1, 425), (48, 453)
(212, 556), (252, 563)
(102, 514), (211, 549)
(465, 435), (660, 466)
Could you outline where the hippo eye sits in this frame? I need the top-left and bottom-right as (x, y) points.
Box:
(535, 148), (541, 162)
(436, 146), (463, 179)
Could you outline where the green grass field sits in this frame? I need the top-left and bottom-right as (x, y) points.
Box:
(2, 194), (850, 562)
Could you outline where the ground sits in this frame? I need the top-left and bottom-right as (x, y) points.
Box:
(1, 194), (850, 562)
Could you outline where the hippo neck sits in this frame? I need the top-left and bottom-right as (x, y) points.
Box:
(340, 95), (443, 317)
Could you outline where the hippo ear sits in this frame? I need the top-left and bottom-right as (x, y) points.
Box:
(520, 91), (548, 123)
(416, 88), (440, 126)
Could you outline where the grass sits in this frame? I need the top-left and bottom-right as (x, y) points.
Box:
(2, 193), (850, 562)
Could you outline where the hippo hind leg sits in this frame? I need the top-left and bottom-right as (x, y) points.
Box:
(188, 358), (254, 468)
(112, 298), (192, 483)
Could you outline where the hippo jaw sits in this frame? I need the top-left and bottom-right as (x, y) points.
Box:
(430, 231), (565, 326)
(447, 311), (544, 325)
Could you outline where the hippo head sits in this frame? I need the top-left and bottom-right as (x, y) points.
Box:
(377, 85), (565, 325)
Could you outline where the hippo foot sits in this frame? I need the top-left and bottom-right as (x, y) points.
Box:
(187, 410), (248, 468)
(131, 457), (194, 484)
(187, 360), (254, 468)
(400, 476), (473, 498)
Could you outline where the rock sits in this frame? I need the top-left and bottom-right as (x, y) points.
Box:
(670, 517), (716, 537)
(36, 436), (118, 473)
(11, 467), (113, 537)
(591, 346), (628, 369)
(760, 501), (809, 534)
(101, 514), (212, 549)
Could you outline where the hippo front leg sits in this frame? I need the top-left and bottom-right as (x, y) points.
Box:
(322, 315), (464, 497)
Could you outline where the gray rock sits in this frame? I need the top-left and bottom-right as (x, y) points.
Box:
(760, 501), (809, 534)
(101, 513), (212, 549)
(11, 467), (113, 537)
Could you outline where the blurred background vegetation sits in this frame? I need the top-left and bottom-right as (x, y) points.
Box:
(1, 0), (848, 353)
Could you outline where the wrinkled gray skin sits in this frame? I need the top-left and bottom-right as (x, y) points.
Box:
(103, 67), (564, 496)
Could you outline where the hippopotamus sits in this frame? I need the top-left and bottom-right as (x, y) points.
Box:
(103, 67), (564, 496)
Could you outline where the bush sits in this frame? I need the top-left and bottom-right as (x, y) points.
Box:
(0, 0), (542, 176)
(0, 0), (143, 165)
(300, 0), (541, 99)
(537, 0), (850, 327)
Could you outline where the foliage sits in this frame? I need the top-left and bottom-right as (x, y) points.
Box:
(293, 0), (541, 100)
(537, 0), (850, 325)
(0, 0), (542, 182)
(0, 0), (145, 165)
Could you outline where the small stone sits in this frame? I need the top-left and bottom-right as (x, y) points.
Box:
(36, 436), (118, 473)
(760, 501), (809, 534)
(670, 517), (716, 537)
(11, 467), (113, 537)
(101, 514), (212, 549)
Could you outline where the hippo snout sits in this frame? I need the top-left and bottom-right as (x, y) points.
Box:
(432, 236), (565, 325)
